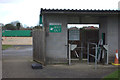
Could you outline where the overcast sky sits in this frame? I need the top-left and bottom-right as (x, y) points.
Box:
(0, 0), (120, 27)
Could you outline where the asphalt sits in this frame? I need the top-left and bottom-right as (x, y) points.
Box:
(2, 45), (119, 78)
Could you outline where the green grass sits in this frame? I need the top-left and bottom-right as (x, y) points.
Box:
(102, 69), (120, 80)
(2, 45), (13, 50)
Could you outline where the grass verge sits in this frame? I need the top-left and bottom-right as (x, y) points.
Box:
(102, 69), (120, 80)
(2, 45), (13, 50)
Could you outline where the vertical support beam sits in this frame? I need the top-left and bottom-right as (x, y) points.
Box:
(68, 44), (71, 65)
(0, 24), (2, 79)
(81, 42), (83, 62)
(95, 45), (98, 70)
(106, 45), (109, 64)
(87, 43), (89, 64)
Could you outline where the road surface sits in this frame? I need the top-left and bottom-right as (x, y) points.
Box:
(2, 45), (118, 79)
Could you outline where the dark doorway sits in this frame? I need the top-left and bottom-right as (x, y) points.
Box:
(67, 24), (99, 63)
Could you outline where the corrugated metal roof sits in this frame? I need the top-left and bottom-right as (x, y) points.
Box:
(41, 8), (120, 14)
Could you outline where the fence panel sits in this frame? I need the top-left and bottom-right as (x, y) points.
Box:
(33, 29), (46, 65)
(0, 25), (2, 79)
(2, 30), (31, 37)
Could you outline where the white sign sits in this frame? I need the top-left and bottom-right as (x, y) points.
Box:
(69, 29), (80, 40)
(49, 23), (62, 25)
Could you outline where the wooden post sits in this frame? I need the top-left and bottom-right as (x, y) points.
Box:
(0, 24), (2, 79)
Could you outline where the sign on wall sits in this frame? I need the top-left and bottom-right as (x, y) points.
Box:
(49, 23), (62, 33)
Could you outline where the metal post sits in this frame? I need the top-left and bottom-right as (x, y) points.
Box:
(87, 43), (89, 64)
(98, 48), (101, 63)
(75, 51), (79, 58)
(95, 45), (98, 70)
(106, 47), (108, 64)
(81, 42), (83, 62)
(0, 24), (2, 79)
(103, 45), (108, 65)
(68, 44), (71, 65)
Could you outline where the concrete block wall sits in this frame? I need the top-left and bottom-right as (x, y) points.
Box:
(43, 14), (118, 64)
(119, 15), (120, 61)
(44, 14), (68, 64)
(44, 15), (100, 64)
(99, 16), (118, 63)
(107, 16), (118, 63)
(67, 16), (79, 23)
(81, 16), (99, 23)
(99, 17), (107, 43)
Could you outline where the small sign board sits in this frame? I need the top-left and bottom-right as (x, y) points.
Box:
(69, 29), (80, 40)
(49, 23), (62, 33)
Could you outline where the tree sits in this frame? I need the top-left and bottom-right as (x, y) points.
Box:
(16, 22), (21, 30)
(4, 24), (16, 30)
(3, 21), (23, 30)
(11, 21), (20, 26)
(33, 26), (42, 29)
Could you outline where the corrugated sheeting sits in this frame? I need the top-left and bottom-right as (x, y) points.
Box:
(41, 8), (120, 15)
(41, 8), (120, 12)
(2, 30), (32, 37)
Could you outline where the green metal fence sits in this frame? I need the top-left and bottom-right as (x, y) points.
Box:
(2, 30), (32, 37)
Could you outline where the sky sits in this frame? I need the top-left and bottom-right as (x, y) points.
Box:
(68, 24), (99, 28)
(0, 0), (120, 27)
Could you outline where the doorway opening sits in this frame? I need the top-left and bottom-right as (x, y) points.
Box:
(67, 24), (100, 64)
